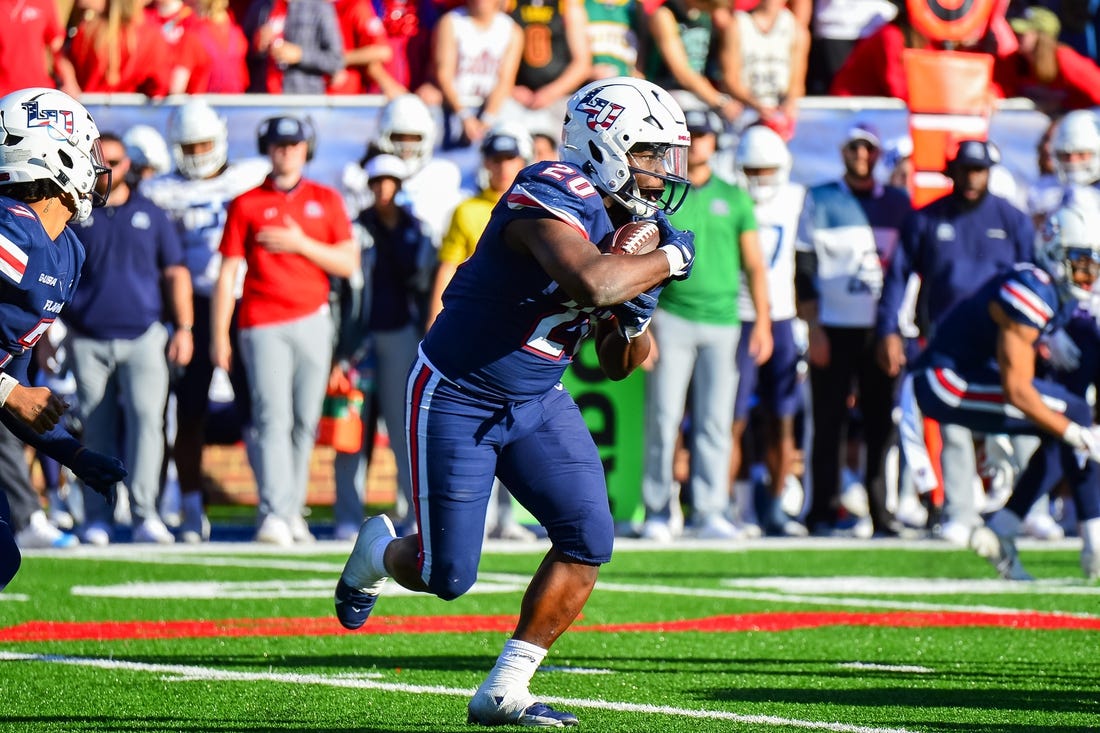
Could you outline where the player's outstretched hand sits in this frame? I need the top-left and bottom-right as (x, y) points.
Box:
(654, 212), (695, 281)
(612, 283), (664, 340)
(71, 448), (127, 506)
(4, 384), (67, 434)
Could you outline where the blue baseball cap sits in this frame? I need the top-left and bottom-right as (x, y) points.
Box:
(951, 139), (1000, 169)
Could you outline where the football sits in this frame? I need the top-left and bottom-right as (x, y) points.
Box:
(604, 220), (661, 256)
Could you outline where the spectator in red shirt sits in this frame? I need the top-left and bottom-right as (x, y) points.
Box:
(212, 116), (357, 546)
(145, 0), (212, 93)
(0, 0), (78, 96)
(66, 0), (172, 97)
(192, 0), (250, 93)
(242, 0), (345, 94)
(329, 0), (401, 96)
(994, 7), (1100, 115)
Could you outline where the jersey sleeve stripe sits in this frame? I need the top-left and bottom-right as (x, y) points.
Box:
(6, 205), (36, 220)
(507, 185), (588, 239)
(0, 233), (28, 283)
(1000, 282), (1052, 328)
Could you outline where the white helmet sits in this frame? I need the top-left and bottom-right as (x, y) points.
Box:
(376, 94), (436, 175)
(562, 77), (691, 217)
(0, 87), (107, 222)
(167, 99), (228, 180)
(735, 124), (791, 203)
(1036, 196), (1100, 303)
(1052, 110), (1100, 186)
(122, 124), (171, 177)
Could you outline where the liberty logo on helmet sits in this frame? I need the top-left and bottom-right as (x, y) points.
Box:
(578, 96), (624, 132)
(22, 99), (74, 141)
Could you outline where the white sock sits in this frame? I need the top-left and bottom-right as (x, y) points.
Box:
(477, 639), (547, 697)
(370, 533), (392, 579)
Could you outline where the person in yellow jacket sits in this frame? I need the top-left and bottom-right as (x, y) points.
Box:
(425, 121), (534, 330)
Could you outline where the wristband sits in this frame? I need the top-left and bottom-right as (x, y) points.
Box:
(0, 373), (18, 407)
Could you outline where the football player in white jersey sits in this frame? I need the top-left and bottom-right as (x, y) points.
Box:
(342, 94), (466, 248)
(142, 99), (270, 544)
(730, 124), (809, 536)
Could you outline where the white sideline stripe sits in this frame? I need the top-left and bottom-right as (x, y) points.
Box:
(0, 652), (921, 733)
(721, 576), (1100, 597)
(838, 662), (933, 674)
(70, 578), (527, 600)
(0, 593), (28, 602)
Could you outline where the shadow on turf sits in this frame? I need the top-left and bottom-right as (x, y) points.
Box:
(3, 716), (438, 732)
(707, 685), (1097, 719)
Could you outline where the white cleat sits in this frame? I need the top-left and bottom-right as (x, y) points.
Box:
(467, 688), (578, 727)
(334, 515), (395, 630)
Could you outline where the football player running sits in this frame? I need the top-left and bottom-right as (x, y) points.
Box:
(0, 88), (126, 589)
(142, 99), (270, 544)
(910, 200), (1100, 581)
(334, 77), (695, 727)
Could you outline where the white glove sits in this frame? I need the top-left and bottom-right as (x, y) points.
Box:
(1062, 423), (1100, 465)
(1044, 329), (1081, 372)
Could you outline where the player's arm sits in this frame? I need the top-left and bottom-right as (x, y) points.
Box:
(740, 228), (773, 364)
(505, 217), (671, 307)
(210, 255), (243, 372)
(594, 317), (650, 380)
(991, 301), (1070, 437)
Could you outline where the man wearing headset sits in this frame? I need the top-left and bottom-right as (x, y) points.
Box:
(211, 115), (358, 545)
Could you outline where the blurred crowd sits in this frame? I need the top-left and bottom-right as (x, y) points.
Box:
(4, 0), (1100, 549)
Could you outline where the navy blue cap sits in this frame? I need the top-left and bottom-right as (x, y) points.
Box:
(951, 139), (999, 168)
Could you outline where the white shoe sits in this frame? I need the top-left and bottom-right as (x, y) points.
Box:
(82, 522), (111, 547)
(132, 517), (175, 544)
(180, 513), (211, 544)
(640, 519), (673, 542)
(290, 515), (316, 544)
(335, 515), (396, 630)
(255, 515), (294, 546)
(15, 511), (79, 549)
(735, 521), (764, 539)
(1023, 512), (1065, 541)
(938, 520), (973, 547)
(696, 515), (742, 540)
(467, 687), (579, 727)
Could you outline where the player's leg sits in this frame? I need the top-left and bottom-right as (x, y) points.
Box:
(730, 321), (760, 532)
(473, 386), (609, 726)
(641, 309), (697, 538)
(119, 323), (172, 541)
(68, 335), (121, 542)
(686, 321), (740, 536)
(335, 359), (497, 628)
(806, 327), (857, 532)
(759, 319), (804, 535)
(857, 329), (901, 535)
(173, 294), (217, 542)
(373, 324), (420, 529)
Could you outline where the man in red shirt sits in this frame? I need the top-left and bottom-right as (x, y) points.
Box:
(212, 116), (357, 546)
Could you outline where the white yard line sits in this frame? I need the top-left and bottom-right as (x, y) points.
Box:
(0, 651), (923, 733)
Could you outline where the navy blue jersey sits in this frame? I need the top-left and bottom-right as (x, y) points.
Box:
(914, 264), (1072, 374)
(0, 196), (85, 461)
(421, 161), (616, 401)
(65, 191), (184, 339)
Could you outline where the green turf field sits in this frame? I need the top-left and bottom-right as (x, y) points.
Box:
(2, 538), (1098, 732)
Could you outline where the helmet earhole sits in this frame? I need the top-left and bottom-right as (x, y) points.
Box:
(587, 141), (603, 164)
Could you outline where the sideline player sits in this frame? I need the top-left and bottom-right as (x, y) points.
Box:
(0, 87), (127, 589)
(910, 201), (1100, 581)
(333, 77), (695, 727)
(731, 124), (808, 536)
(143, 99), (271, 543)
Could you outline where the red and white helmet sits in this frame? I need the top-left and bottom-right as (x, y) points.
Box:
(0, 87), (107, 222)
(562, 77), (691, 217)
